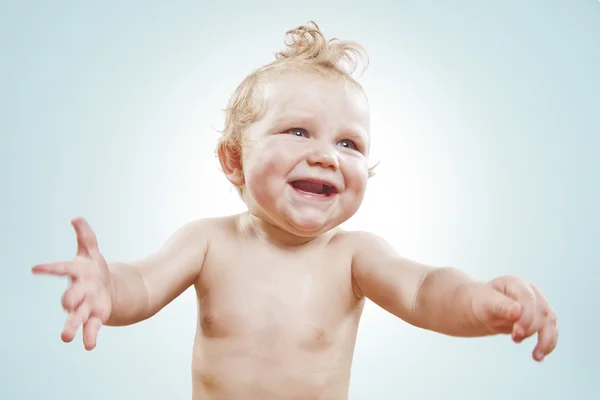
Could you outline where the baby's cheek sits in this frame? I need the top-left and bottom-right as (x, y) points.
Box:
(344, 161), (369, 192)
(245, 149), (292, 196)
(255, 151), (291, 182)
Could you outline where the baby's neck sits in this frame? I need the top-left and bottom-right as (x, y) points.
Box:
(239, 212), (332, 248)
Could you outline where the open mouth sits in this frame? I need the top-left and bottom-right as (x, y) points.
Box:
(290, 180), (338, 197)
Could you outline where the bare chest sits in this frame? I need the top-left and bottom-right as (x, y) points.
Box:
(195, 241), (362, 347)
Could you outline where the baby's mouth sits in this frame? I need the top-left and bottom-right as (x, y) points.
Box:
(290, 180), (338, 197)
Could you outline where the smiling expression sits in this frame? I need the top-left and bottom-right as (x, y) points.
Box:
(227, 72), (371, 238)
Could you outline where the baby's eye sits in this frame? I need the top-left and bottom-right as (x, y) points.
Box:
(287, 128), (308, 137)
(338, 139), (358, 150)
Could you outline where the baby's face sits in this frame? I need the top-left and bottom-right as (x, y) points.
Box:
(240, 72), (371, 237)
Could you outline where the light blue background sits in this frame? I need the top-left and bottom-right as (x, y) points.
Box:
(1, 1), (598, 399)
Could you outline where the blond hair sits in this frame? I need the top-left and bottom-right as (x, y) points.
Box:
(217, 21), (373, 195)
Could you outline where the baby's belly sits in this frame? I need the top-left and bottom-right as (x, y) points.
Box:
(190, 329), (357, 400)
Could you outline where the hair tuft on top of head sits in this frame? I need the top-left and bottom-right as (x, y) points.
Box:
(274, 21), (369, 77)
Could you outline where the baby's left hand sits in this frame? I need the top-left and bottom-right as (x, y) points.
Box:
(471, 275), (558, 361)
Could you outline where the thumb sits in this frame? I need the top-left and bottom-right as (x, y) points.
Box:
(71, 217), (99, 257)
(484, 289), (522, 322)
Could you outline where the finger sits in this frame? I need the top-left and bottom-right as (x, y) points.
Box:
(525, 284), (551, 338)
(82, 316), (103, 351)
(61, 284), (86, 311)
(61, 302), (90, 343)
(502, 281), (537, 341)
(483, 289), (522, 322)
(71, 217), (100, 257)
(533, 313), (558, 362)
(32, 262), (78, 279)
(530, 284), (550, 306)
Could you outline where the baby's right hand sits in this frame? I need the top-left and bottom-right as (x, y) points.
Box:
(32, 217), (113, 351)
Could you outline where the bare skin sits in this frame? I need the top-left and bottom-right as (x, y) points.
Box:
(192, 214), (364, 399)
(32, 71), (558, 399)
(32, 213), (558, 400)
(33, 215), (364, 399)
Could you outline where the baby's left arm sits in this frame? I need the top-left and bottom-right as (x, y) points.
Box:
(350, 231), (558, 361)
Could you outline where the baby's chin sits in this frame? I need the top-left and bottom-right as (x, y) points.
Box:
(281, 212), (347, 238)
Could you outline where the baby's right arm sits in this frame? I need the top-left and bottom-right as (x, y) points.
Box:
(107, 218), (211, 326)
(32, 217), (212, 349)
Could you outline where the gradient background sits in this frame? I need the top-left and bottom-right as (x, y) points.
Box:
(1, 1), (598, 399)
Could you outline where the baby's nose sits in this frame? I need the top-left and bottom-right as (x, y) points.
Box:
(307, 146), (339, 170)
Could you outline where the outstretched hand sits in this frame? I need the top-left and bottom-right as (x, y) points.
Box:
(471, 275), (558, 362)
(32, 217), (113, 350)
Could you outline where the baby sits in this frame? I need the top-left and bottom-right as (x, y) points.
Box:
(33, 21), (558, 400)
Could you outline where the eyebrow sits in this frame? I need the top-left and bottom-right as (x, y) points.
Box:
(270, 113), (315, 126)
(265, 115), (316, 135)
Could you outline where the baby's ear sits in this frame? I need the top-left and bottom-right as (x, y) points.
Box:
(218, 141), (245, 187)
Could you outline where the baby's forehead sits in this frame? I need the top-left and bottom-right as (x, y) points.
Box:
(261, 73), (370, 127)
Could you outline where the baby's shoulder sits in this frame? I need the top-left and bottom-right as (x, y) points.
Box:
(330, 229), (392, 257)
(167, 214), (239, 246)
(329, 228), (371, 248)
